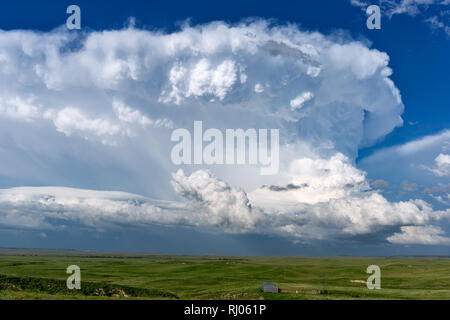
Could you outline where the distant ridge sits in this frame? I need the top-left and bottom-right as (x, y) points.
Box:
(0, 247), (449, 258)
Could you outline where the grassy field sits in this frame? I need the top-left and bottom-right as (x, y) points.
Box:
(0, 248), (449, 300)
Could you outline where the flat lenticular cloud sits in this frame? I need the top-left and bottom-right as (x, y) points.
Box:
(0, 19), (448, 246)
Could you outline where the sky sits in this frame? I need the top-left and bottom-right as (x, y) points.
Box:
(0, 0), (449, 255)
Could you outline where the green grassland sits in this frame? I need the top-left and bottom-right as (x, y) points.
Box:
(0, 249), (449, 300)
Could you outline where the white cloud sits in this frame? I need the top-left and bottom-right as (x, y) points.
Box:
(290, 92), (314, 110)
(397, 130), (450, 155)
(0, 20), (446, 245)
(350, 0), (450, 36)
(248, 153), (448, 238)
(52, 107), (122, 144)
(387, 225), (450, 245)
(431, 193), (450, 205)
(112, 99), (152, 126)
(0, 170), (447, 243)
(350, 0), (369, 8)
(0, 96), (40, 122)
(0, 21), (404, 154)
(171, 169), (260, 232)
(266, 153), (369, 205)
(112, 99), (174, 133)
(0, 186), (184, 230)
(160, 58), (238, 104)
(426, 16), (450, 35)
(388, 0), (437, 16)
(48, 103), (172, 145)
(428, 153), (450, 176)
(326, 43), (389, 80)
(360, 130), (450, 186)
(254, 83), (264, 93)
(350, 0), (442, 17)
(0, 20), (405, 189)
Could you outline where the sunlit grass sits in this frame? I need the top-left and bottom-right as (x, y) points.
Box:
(0, 250), (449, 300)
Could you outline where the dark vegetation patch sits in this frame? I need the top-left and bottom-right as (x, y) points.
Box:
(0, 274), (178, 299)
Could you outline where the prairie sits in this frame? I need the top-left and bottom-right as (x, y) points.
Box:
(0, 249), (448, 300)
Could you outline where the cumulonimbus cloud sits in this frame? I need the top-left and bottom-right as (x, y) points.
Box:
(0, 20), (448, 245)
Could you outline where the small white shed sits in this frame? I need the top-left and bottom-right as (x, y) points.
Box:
(262, 282), (279, 293)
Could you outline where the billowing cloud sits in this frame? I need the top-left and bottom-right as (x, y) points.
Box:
(426, 15), (450, 36)
(0, 21), (403, 155)
(171, 169), (259, 232)
(0, 172), (448, 244)
(428, 153), (450, 176)
(290, 92), (314, 110)
(0, 186), (182, 230)
(248, 153), (448, 239)
(387, 225), (450, 245)
(0, 20), (448, 246)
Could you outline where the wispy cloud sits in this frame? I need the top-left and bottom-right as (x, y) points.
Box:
(387, 225), (450, 245)
(350, 0), (450, 36)
(426, 15), (450, 35)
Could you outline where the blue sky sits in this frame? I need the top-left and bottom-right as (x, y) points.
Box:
(0, 0), (449, 255)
